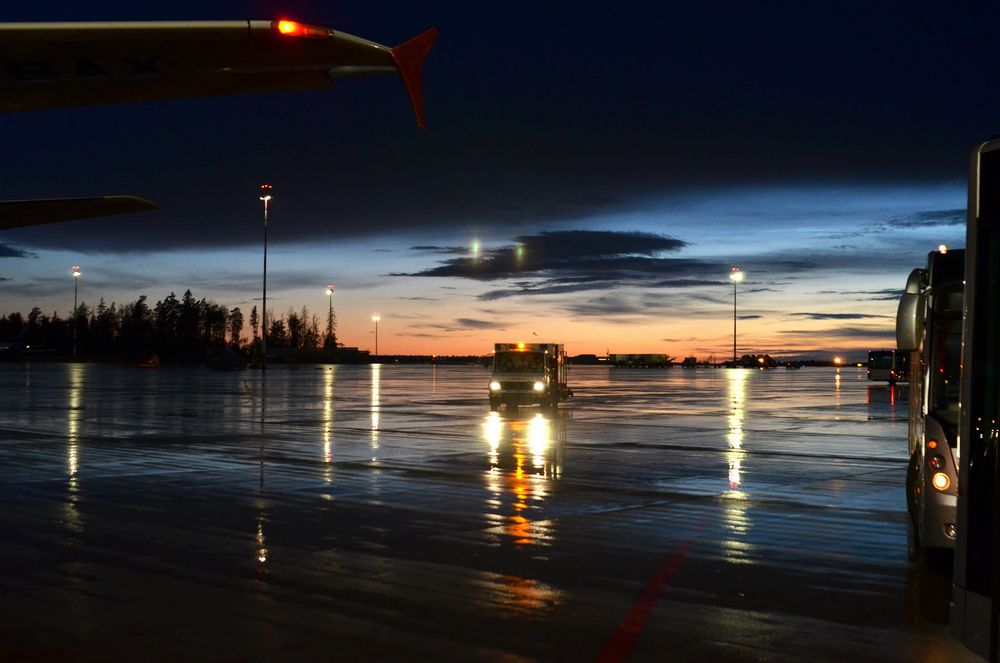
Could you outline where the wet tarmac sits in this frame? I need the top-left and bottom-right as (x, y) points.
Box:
(0, 363), (978, 661)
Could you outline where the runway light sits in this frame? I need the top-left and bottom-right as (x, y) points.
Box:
(273, 19), (331, 39)
(932, 472), (951, 492)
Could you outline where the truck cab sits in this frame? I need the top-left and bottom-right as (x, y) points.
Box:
(489, 342), (573, 411)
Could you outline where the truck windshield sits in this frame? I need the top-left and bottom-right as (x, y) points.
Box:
(494, 351), (544, 372)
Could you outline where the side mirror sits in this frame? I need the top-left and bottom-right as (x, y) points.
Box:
(896, 292), (924, 351)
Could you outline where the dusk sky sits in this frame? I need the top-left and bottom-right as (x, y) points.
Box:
(1, 2), (997, 358)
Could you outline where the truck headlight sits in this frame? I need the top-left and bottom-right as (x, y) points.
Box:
(931, 472), (951, 492)
(533, 381), (545, 392)
(489, 381), (502, 392)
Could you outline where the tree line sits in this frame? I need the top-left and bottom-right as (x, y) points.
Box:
(0, 289), (337, 362)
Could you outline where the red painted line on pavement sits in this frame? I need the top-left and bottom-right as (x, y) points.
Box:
(594, 535), (697, 663)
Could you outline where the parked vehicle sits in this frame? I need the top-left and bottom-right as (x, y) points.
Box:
(896, 247), (963, 554)
(867, 349), (908, 384)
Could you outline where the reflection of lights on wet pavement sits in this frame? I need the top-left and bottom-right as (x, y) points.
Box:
(256, 518), (268, 564)
(322, 367), (335, 484)
(722, 492), (754, 565)
(370, 363), (380, 449)
(475, 573), (564, 615)
(65, 364), (84, 534)
(528, 414), (548, 469)
(726, 369), (747, 492)
(724, 370), (753, 564)
(480, 412), (559, 549)
(484, 412), (502, 465)
(67, 364), (83, 480)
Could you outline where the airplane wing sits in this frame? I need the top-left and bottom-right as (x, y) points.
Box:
(0, 196), (157, 230)
(0, 20), (438, 129)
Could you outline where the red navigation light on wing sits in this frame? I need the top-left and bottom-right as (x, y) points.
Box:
(273, 20), (331, 39)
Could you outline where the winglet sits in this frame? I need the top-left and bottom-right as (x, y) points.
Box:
(389, 27), (439, 131)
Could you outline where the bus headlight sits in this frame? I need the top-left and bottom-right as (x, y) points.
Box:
(533, 381), (545, 392)
(489, 381), (502, 392)
(931, 472), (951, 492)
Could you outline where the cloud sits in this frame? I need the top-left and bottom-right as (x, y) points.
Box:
(399, 230), (689, 280)
(0, 243), (37, 259)
(782, 326), (896, 339)
(410, 245), (469, 255)
(815, 288), (903, 301)
(790, 312), (891, 320)
(738, 314), (762, 320)
(452, 318), (496, 330)
(887, 208), (965, 228)
(477, 273), (724, 301)
(410, 317), (503, 332)
(561, 296), (652, 319)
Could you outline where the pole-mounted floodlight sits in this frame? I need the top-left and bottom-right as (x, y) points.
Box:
(71, 265), (81, 359)
(259, 184), (272, 369)
(729, 267), (744, 364)
(326, 283), (335, 347)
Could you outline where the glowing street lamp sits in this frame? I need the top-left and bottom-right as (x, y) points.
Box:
(372, 314), (380, 358)
(326, 283), (335, 347)
(729, 266), (744, 364)
(259, 184), (272, 369)
(71, 265), (81, 359)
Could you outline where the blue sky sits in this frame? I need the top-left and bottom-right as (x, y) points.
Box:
(0, 3), (994, 358)
(2, 181), (965, 358)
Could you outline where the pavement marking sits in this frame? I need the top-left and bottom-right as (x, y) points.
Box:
(594, 532), (698, 663)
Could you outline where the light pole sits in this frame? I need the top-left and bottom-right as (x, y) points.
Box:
(729, 266), (744, 365)
(326, 283), (335, 347)
(71, 265), (81, 359)
(372, 314), (380, 358)
(259, 184), (272, 369)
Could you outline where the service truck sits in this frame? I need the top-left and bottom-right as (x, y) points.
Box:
(489, 342), (573, 411)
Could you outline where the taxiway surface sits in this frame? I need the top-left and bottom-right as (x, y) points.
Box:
(0, 364), (976, 661)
